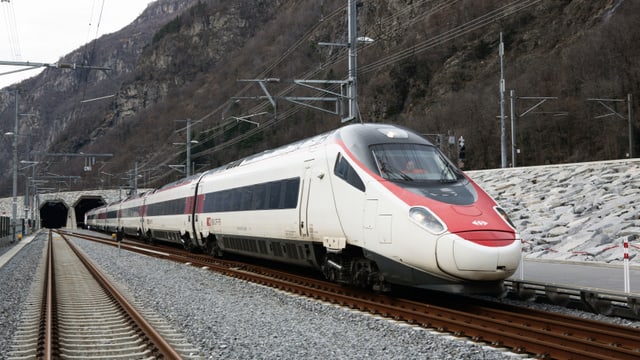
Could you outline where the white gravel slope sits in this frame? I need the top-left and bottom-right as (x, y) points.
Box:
(468, 159), (640, 264)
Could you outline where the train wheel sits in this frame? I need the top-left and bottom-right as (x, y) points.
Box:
(325, 267), (337, 282)
(205, 235), (223, 257)
(321, 255), (344, 283)
(182, 234), (196, 252)
(146, 231), (155, 245)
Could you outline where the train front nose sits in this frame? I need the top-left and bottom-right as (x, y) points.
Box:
(435, 231), (521, 281)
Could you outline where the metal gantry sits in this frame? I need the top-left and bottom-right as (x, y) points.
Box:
(234, 0), (366, 124)
(0, 60), (110, 77)
(588, 94), (634, 159)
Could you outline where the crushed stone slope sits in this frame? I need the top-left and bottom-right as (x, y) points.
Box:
(468, 159), (640, 264)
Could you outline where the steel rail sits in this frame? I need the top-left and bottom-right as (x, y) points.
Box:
(44, 230), (53, 359)
(54, 230), (184, 359)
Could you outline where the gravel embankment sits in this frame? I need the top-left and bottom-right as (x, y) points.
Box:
(1, 233), (518, 360)
(468, 159), (640, 263)
(0, 233), (46, 358)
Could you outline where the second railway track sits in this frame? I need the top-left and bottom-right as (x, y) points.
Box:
(7, 230), (201, 359)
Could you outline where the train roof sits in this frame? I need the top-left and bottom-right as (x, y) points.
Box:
(201, 123), (433, 175)
(154, 172), (202, 192)
(200, 127), (338, 176)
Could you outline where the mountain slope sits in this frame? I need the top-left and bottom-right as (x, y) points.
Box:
(0, 0), (638, 195)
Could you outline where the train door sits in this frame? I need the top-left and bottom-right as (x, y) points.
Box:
(300, 153), (345, 242)
(299, 160), (313, 238)
(330, 152), (367, 246)
(139, 196), (148, 241)
(190, 174), (208, 248)
(363, 195), (392, 246)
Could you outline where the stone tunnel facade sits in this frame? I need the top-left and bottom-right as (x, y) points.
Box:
(0, 189), (149, 231)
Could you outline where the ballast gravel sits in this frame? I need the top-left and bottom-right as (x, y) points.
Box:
(0, 234), (44, 358)
(5, 234), (640, 359)
(72, 238), (520, 359)
(0, 233), (520, 359)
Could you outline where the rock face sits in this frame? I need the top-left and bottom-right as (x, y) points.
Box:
(1, 0), (637, 196)
(468, 159), (640, 264)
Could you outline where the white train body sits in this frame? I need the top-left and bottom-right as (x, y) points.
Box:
(85, 204), (108, 231)
(118, 193), (147, 238)
(141, 177), (201, 247)
(103, 202), (120, 233)
(86, 123), (521, 293)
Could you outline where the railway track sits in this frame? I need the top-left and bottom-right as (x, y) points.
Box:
(65, 230), (640, 359)
(6, 230), (200, 359)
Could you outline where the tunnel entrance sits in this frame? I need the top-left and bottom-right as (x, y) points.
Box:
(40, 201), (69, 229)
(74, 196), (106, 229)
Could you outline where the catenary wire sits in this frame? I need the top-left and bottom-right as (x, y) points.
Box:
(138, 0), (542, 183)
(1, 0), (22, 59)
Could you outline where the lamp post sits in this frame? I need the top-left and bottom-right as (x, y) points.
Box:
(2, 88), (19, 243)
(11, 129), (18, 243)
(20, 160), (38, 236)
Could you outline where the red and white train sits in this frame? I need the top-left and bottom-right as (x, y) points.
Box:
(86, 123), (521, 293)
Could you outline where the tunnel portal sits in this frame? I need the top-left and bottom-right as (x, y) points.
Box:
(40, 201), (69, 229)
(74, 196), (106, 229)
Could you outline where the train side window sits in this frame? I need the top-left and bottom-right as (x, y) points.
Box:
(268, 181), (281, 209)
(334, 153), (365, 192)
(253, 184), (265, 210)
(222, 190), (232, 212)
(241, 187), (253, 210)
(230, 189), (241, 211)
(200, 177), (300, 213)
(284, 178), (300, 208)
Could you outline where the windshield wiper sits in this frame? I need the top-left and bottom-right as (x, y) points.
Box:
(439, 157), (459, 183)
(381, 163), (413, 181)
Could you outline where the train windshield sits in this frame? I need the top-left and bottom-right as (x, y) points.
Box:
(370, 143), (476, 205)
(371, 143), (463, 183)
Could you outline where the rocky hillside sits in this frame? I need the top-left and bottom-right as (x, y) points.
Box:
(0, 0), (638, 195)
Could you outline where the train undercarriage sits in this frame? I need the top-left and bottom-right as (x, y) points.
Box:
(202, 234), (390, 291)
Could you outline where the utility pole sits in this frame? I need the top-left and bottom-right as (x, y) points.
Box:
(174, 118), (198, 178)
(186, 119), (192, 177)
(347, 0), (358, 123)
(510, 90), (516, 167)
(129, 162), (139, 196)
(20, 160), (38, 235)
(628, 93), (634, 158)
(0, 88), (21, 243)
(2, 93), (40, 243)
(499, 32), (507, 168)
(11, 89), (18, 243)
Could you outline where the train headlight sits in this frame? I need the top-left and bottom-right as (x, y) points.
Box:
(494, 206), (516, 229)
(409, 207), (446, 234)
